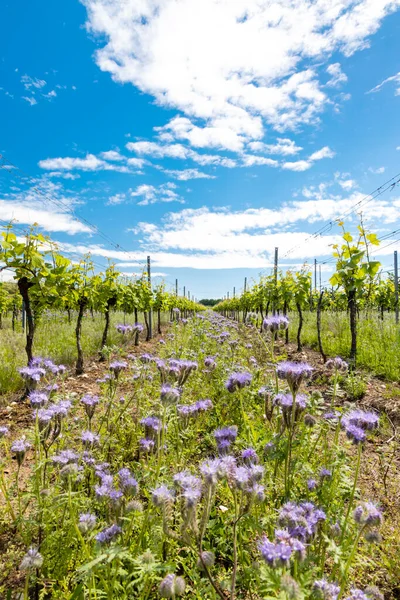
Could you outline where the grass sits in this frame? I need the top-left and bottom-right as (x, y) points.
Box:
(287, 310), (400, 380)
(0, 313), (396, 598)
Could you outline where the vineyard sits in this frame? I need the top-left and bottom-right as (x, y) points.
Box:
(0, 221), (400, 599)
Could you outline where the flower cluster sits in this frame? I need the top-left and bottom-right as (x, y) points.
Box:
(177, 399), (213, 425)
(341, 409), (379, 444)
(276, 361), (313, 394)
(214, 425), (238, 454)
(262, 315), (289, 333)
(225, 371), (252, 393)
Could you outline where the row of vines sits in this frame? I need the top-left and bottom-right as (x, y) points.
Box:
(215, 221), (389, 365)
(0, 225), (203, 378)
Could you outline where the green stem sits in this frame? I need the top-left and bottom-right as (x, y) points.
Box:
(340, 443), (363, 544)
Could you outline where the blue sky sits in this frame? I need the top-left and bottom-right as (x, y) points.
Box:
(1, 0), (400, 299)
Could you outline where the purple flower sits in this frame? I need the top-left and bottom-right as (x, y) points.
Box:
(81, 394), (100, 419)
(28, 391), (48, 408)
(326, 357), (348, 373)
(276, 361), (313, 393)
(95, 523), (121, 544)
(160, 384), (181, 406)
(345, 424), (366, 444)
(109, 361), (128, 377)
(78, 512), (97, 533)
(344, 590), (369, 600)
(200, 458), (221, 486)
(274, 393), (308, 428)
(159, 573), (186, 598)
(195, 398), (213, 412)
(319, 468), (332, 479)
(19, 546), (43, 571)
(140, 416), (161, 440)
(312, 579), (340, 600)
(118, 468), (138, 495)
(140, 353), (154, 364)
(322, 411), (339, 422)
(342, 409), (379, 432)
(81, 430), (99, 447)
(258, 537), (292, 567)
(262, 315), (289, 333)
(0, 425), (9, 438)
(353, 502), (383, 527)
(19, 366), (46, 385)
(214, 425), (238, 454)
(225, 371), (252, 393)
(52, 449), (79, 465)
(139, 438), (155, 453)
(278, 502), (326, 541)
(307, 478), (318, 491)
(11, 438), (31, 465)
(152, 485), (174, 507)
(204, 356), (217, 370)
(241, 447), (259, 464)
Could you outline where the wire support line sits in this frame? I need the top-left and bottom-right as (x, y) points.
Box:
(282, 170), (400, 259)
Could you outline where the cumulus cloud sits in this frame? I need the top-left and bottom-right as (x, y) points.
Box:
(82, 0), (399, 152)
(107, 193), (126, 205)
(247, 138), (303, 156)
(130, 183), (184, 206)
(326, 63), (348, 87)
(164, 168), (216, 180)
(38, 153), (142, 173)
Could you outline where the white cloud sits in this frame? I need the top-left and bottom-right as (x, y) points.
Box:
(369, 166), (385, 174)
(282, 159), (312, 172)
(164, 169), (216, 180)
(100, 150), (125, 161)
(47, 171), (81, 180)
(39, 153), (132, 173)
(43, 90), (57, 99)
(367, 71), (400, 95)
(82, 0), (399, 152)
(0, 180), (91, 235)
(130, 183), (184, 206)
(242, 155), (279, 167)
(247, 138), (302, 156)
(309, 146), (335, 161)
(21, 75), (46, 90)
(107, 193), (126, 205)
(326, 63), (348, 87)
(338, 178), (356, 190)
(22, 96), (37, 106)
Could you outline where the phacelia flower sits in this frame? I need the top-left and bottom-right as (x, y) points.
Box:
(0, 425), (9, 438)
(81, 430), (100, 447)
(11, 438), (31, 465)
(95, 523), (121, 544)
(263, 315), (289, 333)
(276, 361), (313, 393)
(78, 512), (97, 533)
(81, 394), (100, 419)
(312, 579), (340, 600)
(160, 384), (181, 406)
(326, 357), (348, 373)
(159, 574), (186, 598)
(118, 467), (138, 496)
(19, 546), (43, 571)
(225, 371), (252, 393)
(28, 391), (48, 408)
(353, 502), (383, 528)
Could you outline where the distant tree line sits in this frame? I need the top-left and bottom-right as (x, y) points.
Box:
(199, 299), (221, 306)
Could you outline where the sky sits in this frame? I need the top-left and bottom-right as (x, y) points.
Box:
(1, 0), (400, 299)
